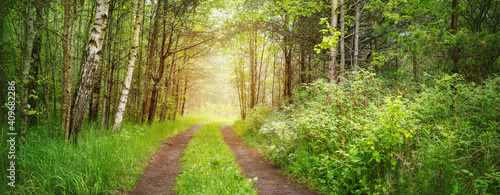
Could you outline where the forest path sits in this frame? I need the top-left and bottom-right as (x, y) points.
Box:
(221, 124), (315, 195)
(131, 124), (204, 195)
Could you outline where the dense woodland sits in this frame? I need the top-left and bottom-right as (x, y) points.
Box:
(1, 0), (499, 194)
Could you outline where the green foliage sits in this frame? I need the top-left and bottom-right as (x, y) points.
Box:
(234, 70), (500, 194)
(0, 116), (211, 194)
(314, 18), (341, 54)
(174, 122), (257, 195)
(232, 105), (273, 148)
(367, 0), (500, 82)
(371, 52), (388, 67)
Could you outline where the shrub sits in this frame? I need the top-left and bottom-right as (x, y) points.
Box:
(234, 70), (500, 194)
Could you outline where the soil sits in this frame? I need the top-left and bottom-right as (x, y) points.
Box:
(221, 124), (315, 195)
(131, 124), (204, 195)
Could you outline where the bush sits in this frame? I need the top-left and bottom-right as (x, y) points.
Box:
(234, 70), (500, 194)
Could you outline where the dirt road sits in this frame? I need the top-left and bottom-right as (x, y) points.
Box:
(132, 124), (203, 195)
(131, 123), (314, 194)
(221, 124), (315, 195)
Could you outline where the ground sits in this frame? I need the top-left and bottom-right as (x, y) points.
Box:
(131, 124), (314, 195)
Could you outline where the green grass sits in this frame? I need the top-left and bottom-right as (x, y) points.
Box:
(174, 122), (258, 195)
(0, 115), (214, 194)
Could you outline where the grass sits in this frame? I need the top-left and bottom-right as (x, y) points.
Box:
(0, 115), (214, 194)
(174, 122), (257, 195)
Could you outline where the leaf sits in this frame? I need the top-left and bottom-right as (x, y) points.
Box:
(391, 158), (397, 166)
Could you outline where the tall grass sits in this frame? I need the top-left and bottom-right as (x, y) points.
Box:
(174, 122), (257, 195)
(0, 115), (212, 194)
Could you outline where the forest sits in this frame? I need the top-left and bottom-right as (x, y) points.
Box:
(0, 0), (499, 194)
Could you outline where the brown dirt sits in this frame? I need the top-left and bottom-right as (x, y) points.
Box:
(131, 124), (203, 195)
(221, 124), (315, 195)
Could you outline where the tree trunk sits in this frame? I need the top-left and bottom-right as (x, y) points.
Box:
(300, 44), (306, 84)
(159, 74), (170, 122)
(413, 54), (418, 82)
(328, 0), (338, 84)
(104, 4), (121, 131)
(308, 54), (312, 83)
(51, 8), (58, 121)
(112, 0), (144, 131)
(141, 0), (162, 124)
(68, 0), (109, 139)
(20, 2), (35, 138)
(256, 36), (265, 105)
(354, 0), (360, 71)
(160, 51), (176, 122)
(283, 13), (292, 99)
(148, 10), (177, 124)
(180, 74), (188, 116)
(134, 13), (146, 121)
(62, 0), (78, 137)
(88, 43), (105, 122)
(172, 59), (181, 120)
(271, 49), (275, 108)
(339, 0), (345, 83)
(88, 1), (106, 123)
(27, 1), (44, 125)
(249, 28), (257, 109)
(451, 0), (459, 73)
(148, 77), (161, 124)
(101, 3), (115, 130)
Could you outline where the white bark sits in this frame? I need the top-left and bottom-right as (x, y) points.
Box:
(339, 0), (345, 83)
(112, 0), (145, 131)
(328, 0), (338, 84)
(68, 0), (109, 137)
(354, 0), (360, 71)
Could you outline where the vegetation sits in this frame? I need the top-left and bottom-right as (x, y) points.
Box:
(0, 116), (212, 194)
(233, 71), (500, 194)
(0, 0), (499, 194)
(175, 122), (257, 195)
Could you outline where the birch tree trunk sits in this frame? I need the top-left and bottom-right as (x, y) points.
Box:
(89, 1), (107, 123)
(20, 2), (35, 138)
(112, 0), (144, 131)
(68, 0), (109, 139)
(354, 0), (360, 71)
(328, 0), (338, 84)
(339, 0), (345, 83)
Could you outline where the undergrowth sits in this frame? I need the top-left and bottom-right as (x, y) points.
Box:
(233, 70), (500, 194)
(0, 115), (212, 194)
(174, 122), (257, 195)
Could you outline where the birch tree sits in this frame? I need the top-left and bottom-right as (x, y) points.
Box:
(353, 0), (360, 71)
(339, 0), (345, 83)
(68, 0), (109, 139)
(112, 0), (145, 131)
(328, 0), (338, 84)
